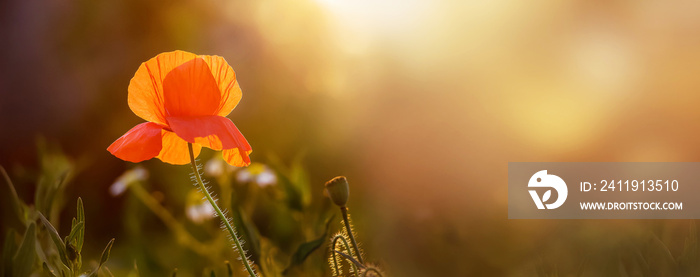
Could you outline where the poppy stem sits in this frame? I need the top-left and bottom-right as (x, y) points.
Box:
(188, 143), (257, 277)
(340, 206), (364, 265)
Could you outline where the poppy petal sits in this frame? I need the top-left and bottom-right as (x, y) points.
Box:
(200, 55), (242, 117)
(166, 115), (251, 152)
(223, 148), (252, 167)
(157, 130), (202, 165)
(107, 122), (164, 163)
(128, 50), (198, 125)
(163, 57), (221, 117)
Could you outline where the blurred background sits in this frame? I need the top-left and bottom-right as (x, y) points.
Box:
(3, 0), (700, 276)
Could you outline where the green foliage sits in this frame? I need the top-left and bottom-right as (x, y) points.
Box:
(13, 223), (37, 277)
(1, 143), (355, 276)
(1, 150), (115, 277)
(43, 262), (57, 277)
(2, 229), (17, 277)
(88, 238), (115, 277)
(226, 261), (233, 277)
(34, 138), (76, 222)
(329, 233), (357, 276)
(76, 197), (85, 252)
(284, 215), (334, 274)
(231, 206), (262, 264)
(39, 212), (70, 268)
(100, 238), (115, 268)
(267, 153), (312, 211)
(0, 166), (24, 225)
(15, 135), (700, 276)
(202, 154), (336, 276)
(324, 176), (384, 277)
(65, 221), (84, 252)
(39, 205), (115, 277)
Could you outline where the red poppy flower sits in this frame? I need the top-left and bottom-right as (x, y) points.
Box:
(108, 51), (252, 167)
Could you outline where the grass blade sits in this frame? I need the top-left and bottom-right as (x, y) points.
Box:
(225, 261), (233, 277)
(89, 238), (115, 277)
(2, 229), (17, 277)
(38, 213), (69, 267)
(43, 262), (57, 277)
(283, 215), (334, 274)
(65, 221), (84, 247)
(0, 166), (25, 223)
(99, 238), (115, 267)
(76, 197), (85, 252)
(12, 223), (37, 277)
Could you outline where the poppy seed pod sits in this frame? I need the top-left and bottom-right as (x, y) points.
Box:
(325, 176), (350, 207)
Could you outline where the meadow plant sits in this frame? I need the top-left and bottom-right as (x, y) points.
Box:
(325, 176), (384, 277)
(107, 51), (257, 276)
(1, 51), (385, 277)
(2, 164), (115, 277)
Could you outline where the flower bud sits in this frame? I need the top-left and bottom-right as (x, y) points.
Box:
(325, 176), (350, 207)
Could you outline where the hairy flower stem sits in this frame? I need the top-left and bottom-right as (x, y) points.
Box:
(340, 206), (364, 265)
(188, 143), (257, 276)
(331, 234), (358, 275)
(362, 267), (383, 277)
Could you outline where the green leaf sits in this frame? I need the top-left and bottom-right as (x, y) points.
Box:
(34, 139), (76, 224)
(76, 198), (85, 252)
(38, 213), (69, 267)
(225, 261), (233, 277)
(65, 244), (79, 265)
(2, 229), (17, 277)
(43, 262), (57, 277)
(57, 261), (71, 277)
(231, 207), (261, 264)
(64, 221), (84, 248)
(259, 238), (285, 276)
(89, 238), (115, 277)
(0, 166), (25, 223)
(37, 170), (69, 219)
(289, 153), (311, 207)
(283, 237), (324, 274)
(12, 223), (37, 277)
(99, 238), (115, 267)
(282, 215), (334, 274)
(265, 153), (304, 211)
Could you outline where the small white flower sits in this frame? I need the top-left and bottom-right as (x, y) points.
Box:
(205, 158), (225, 177)
(205, 156), (239, 177)
(185, 189), (215, 223)
(236, 163), (277, 187)
(109, 181), (127, 196)
(256, 170), (277, 187)
(110, 166), (149, 196)
(236, 169), (252, 183)
(186, 202), (215, 223)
